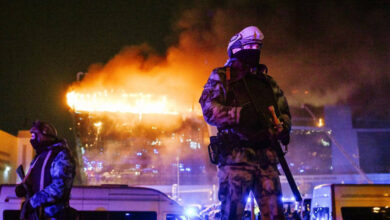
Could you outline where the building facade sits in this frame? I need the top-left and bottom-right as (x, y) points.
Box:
(0, 130), (33, 184)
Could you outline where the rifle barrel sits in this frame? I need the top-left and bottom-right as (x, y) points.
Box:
(276, 143), (302, 201)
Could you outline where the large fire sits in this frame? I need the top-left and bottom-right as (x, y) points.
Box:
(66, 90), (181, 115)
(66, 89), (212, 189)
(64, 37), (216, 192)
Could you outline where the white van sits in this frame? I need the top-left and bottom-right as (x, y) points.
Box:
(0, 184), (187, 220)
(310, 184), (390, 220)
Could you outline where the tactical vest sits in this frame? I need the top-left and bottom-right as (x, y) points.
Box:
(224, 66), (280, 130)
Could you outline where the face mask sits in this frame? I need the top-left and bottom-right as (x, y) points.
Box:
(30, 138), (44, 153)
(232, 49), (260, 66)
(30, 134), (51, 154)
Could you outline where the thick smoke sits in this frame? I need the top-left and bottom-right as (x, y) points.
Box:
(67, 0), (389, 188)
(68, 0), (389, 120)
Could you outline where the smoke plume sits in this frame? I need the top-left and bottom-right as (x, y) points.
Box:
(68, 0), (390, 120)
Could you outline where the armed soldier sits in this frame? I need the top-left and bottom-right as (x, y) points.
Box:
(199, 26), (291, 220)
(15, 120), (76, 220)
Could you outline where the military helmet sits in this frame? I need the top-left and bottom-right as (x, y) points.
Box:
(30, 120), (58, 138)
(227, 26), (264, 57)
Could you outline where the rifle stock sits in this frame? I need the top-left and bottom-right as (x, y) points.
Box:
(16, 165), (25, 180)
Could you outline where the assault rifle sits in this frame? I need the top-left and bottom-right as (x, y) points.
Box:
(242, 77), (302, 202)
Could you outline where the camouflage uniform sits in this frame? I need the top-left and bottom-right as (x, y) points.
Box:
(199, 61), (291, 220)
(25, 141), (76, 219)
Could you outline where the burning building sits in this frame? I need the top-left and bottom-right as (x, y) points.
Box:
(64, 39), (389, 205)
(66, 85), (390, 205)
(65, 85), (338, 194)
(67, 90), (214, 186)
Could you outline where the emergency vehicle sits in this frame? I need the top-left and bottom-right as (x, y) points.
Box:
(0, 184), (187, 220)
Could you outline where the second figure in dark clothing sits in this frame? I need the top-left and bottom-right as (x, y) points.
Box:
(15, 120), (76, 220)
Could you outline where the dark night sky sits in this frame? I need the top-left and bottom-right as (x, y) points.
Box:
(1, 0), (389, 143)
(0, 1), (185, 139)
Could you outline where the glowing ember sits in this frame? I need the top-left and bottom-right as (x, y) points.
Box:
(67, 90), (180, 115)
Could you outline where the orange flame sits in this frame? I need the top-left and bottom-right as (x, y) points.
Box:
(65, 43), (214, 118)
(67, 90), (180, 115)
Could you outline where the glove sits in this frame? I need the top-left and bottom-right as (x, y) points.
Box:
(15, 183), (27, 198)
(277, 125), (290, 145)
(278, 115), (291, 145)
(270, 119), (290, 145)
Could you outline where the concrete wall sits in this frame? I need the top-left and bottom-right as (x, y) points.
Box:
(0, 130), (33, 184)
(0, 130), (17, 183)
